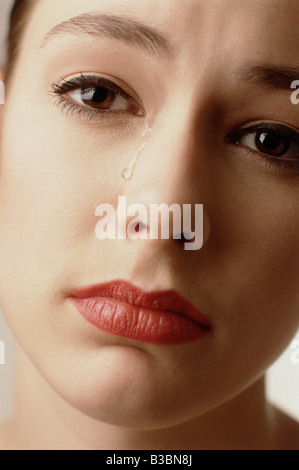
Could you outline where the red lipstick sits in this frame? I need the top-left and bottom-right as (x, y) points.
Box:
(70, 280), (212, 344)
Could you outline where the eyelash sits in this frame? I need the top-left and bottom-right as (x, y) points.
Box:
(50, 74), (144, 120)
(51, 77), (299, 176)
(226, 123), (299, 175)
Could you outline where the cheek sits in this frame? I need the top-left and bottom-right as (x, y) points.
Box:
(209, 180), (299, 368)
(0, 103), (136, 252)
(0, 114), (124, 320)
(210, 158), (299, 303)
(0, 80), (149, 297)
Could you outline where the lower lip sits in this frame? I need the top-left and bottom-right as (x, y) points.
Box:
(71, 297), (210, 345)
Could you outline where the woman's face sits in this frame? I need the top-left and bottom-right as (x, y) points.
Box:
(0, 0), (299, 428)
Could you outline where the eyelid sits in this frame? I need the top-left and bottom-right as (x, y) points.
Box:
(226, 121), (299, 152)
(225, 120), (299, 176)
(50, 73), (145, 116)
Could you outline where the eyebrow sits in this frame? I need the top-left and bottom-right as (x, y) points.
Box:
(41, 16), (298, 91)
(40, 13), (172, 57)
(239, 64), (299, 90)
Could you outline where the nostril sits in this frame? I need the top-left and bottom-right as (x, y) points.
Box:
(135, 221), (147, 233)
(174, 232), (190, 244)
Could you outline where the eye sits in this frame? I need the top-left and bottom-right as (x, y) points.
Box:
(237, 128), (290, 157)
(227, 122), (299, 162)
(69, 87), (133, 112)
(51, 74), (144, 117)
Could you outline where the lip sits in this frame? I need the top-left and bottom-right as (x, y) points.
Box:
(70, 280), (212, 345)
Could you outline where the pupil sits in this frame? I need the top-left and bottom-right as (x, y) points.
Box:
(92, 87), (109, 103)
(256, 131), (289, 156)
(259, 132), (282, 149)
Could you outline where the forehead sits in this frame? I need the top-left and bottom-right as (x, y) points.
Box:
(29, 0), (299, 60)
(9, 0), (299, 103)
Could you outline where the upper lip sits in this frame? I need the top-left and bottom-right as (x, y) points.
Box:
(71, 279), (213, 331)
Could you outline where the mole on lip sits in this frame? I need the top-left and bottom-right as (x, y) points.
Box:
(122, 123), (152, 180)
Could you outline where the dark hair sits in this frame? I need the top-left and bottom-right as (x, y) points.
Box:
(6, 0), (36, 82)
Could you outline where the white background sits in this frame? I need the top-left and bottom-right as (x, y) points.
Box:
(0, 0), (298, 424)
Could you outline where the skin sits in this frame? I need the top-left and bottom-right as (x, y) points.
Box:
(0, 0), (299, 449)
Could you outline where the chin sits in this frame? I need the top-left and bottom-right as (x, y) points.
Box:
(40, 344), (205, 430)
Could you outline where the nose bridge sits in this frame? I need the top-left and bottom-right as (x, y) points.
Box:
(127, 105), (204, 208)
(119, 103), (209, 251)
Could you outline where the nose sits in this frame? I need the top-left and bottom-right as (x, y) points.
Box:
(121, 108), (211, 251)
